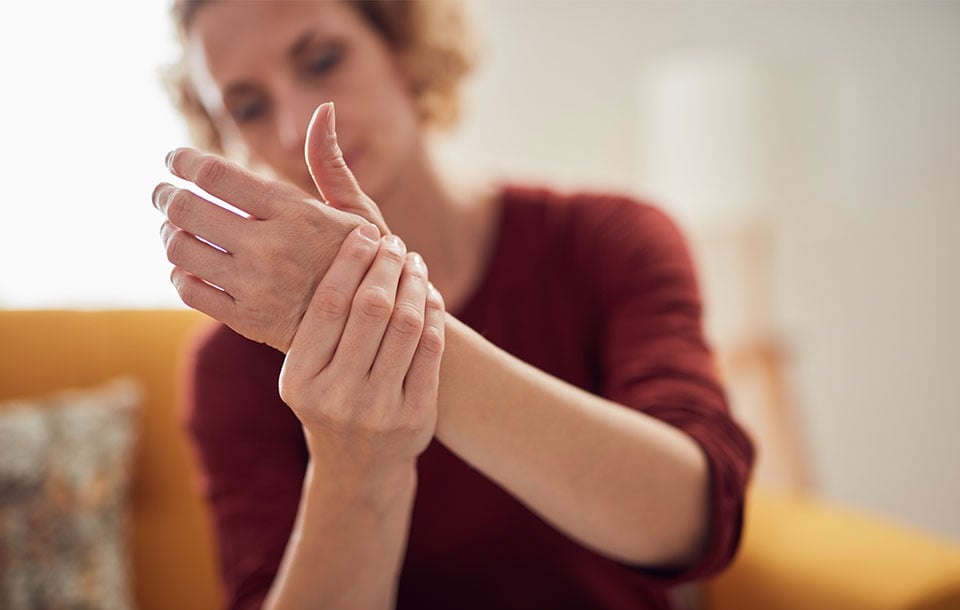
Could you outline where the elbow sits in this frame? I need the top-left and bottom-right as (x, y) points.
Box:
(629, 447), (713, 570)
(660, 447), (712, 569)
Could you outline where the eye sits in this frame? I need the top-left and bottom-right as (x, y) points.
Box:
(227, 96), (267, 124)
(304, 45), (343, 76)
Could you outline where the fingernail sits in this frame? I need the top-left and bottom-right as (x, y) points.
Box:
(325, 102), (336, 137)
(151, 184), (165, 210)
(409, 252), (425, 269)
(359, 223), (379, 242)
(165, 150), (176, 171)
(385, 234), (404, 250)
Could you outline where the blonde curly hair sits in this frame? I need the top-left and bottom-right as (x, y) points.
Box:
(163, 0), (478, 154)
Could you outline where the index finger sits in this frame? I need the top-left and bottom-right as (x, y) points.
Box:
(285, 224), (381, 372)
(165, 147), (302, 219)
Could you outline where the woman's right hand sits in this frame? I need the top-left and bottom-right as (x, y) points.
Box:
(155, 104), (390, 355)
(278, 223), (446, 479)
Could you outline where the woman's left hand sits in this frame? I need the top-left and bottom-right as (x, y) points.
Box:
(262, 224), (444, 610)
(280, 225), (446, 476)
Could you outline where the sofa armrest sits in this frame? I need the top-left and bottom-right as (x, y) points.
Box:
(703, 489), (960, 610)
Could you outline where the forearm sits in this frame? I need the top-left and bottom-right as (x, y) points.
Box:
(264, 458), (417, 610)
(434, 315), (711, 568)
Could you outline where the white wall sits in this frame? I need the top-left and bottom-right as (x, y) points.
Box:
(0, 1), (188, 307)
(434, 0), (960, 541)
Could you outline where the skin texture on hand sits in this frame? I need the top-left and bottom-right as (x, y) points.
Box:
(153, 103), (386, 352)
(263, 225), (445, 610)
(279, 225), (445, 473)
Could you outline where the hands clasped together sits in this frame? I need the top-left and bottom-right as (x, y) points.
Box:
(151, 102), (443, 473)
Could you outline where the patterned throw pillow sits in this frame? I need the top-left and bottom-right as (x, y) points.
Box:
(0, 377), (142, 610)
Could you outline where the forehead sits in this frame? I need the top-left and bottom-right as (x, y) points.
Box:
(185, 1), (368, 104)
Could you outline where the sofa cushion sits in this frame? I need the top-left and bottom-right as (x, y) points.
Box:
(0, 377), (142, 610)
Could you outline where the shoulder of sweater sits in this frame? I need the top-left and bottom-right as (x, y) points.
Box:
(497, 182), (686, 251)
(499, 182), (672, 228)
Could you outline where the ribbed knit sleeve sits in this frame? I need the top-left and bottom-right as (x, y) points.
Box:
(181, 323), (305, 610)
(584, 196), (755, 584)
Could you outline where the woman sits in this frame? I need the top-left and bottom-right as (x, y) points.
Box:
(154, 1), (754, 609)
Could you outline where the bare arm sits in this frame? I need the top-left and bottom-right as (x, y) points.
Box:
(260, 225), (445, 609)
(434, 315), (711, 568)
(265, 461), (417, 610)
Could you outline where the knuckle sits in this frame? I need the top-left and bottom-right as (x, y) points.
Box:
(165, 190), (192, 225)
(178, 286), (198, 309)
(196, 156), (226, 189)
(390, 304), (424, 337)
(344, 236), (376, 262)
(326, 142), (348, 169)
(418, 325), (445, 356)
(311, 285), (351, 321)
(182, 290), (207, 313)
(173, 271), (199, 308)
(165, 230), (188, 264)
(425, 289), (446, 314)
(404, 255), (427, 280)
(379, 245), (406, 268)
(356, 286), (393, 322)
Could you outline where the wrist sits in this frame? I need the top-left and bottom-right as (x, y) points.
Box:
(304, 453), (418, 510)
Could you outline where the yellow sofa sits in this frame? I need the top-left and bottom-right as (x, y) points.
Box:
(1, 309), (959, 610)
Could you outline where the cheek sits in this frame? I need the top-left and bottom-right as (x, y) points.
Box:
(350, 86), (419, 157)
(366, 106), (420, 180)
(359, 52), (421, 134)
(376, 78), (423, 146)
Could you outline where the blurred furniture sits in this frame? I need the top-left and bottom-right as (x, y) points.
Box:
(1, 309), (959, 610)
(715, 331), (813, 491)
(0, 309), (220, 610)
(704, 488), (960, 610)
(700, 221), (815, 493)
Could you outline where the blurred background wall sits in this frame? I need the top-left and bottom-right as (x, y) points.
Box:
(438, 0), (960, 543)
(2, 1), (957, 542)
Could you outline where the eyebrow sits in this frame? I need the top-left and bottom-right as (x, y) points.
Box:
(221, 29), (323, 99)
(289, 29), (317, 60)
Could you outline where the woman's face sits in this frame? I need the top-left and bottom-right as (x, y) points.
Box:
(185, 0), (422, 200)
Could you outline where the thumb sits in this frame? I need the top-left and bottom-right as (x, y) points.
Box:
(305, 102), (389, 233)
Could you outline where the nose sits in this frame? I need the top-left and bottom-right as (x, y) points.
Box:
(274, 92), (318, 155)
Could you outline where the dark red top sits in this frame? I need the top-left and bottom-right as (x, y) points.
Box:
(182, 185), (755, 610)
